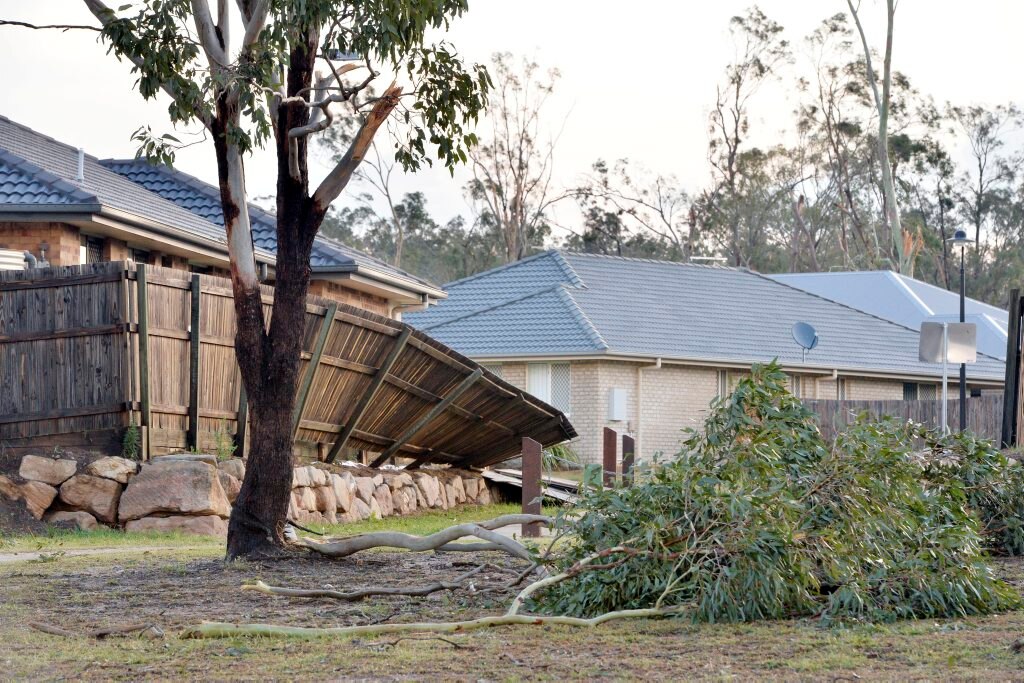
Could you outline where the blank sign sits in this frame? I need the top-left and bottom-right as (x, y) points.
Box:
(919, 322), (977, 364)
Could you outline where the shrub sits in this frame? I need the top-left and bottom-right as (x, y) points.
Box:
(534, 361), (1020, 623)
(122, 417), (141, 461)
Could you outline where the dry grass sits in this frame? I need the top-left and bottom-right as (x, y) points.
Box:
(4, 510), (1024, 680)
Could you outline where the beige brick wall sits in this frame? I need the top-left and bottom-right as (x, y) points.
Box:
(845, 377), (904, 401)
(308, 280), (391, 316)
(639, 365), (719, 459)
(0, 221), (81, 265)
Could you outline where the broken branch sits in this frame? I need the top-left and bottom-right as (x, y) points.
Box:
(243, 564), (488, 602)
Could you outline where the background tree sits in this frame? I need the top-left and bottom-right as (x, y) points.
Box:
(467, 53), (565, 262)
(72, 0), (488, 559)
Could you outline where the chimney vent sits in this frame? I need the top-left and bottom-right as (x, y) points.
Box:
(76, 148), (85, 183)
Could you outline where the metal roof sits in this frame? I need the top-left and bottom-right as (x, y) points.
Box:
(770, 271), (1009, 361)
(407, 251), (1007, 382)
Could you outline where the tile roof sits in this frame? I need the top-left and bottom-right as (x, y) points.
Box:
(0, 115), (438, 293)
(770, 271), (1010, 360)
(101, 158), (439, 289)
(0, 115), (232, 246)
(406, 250), (1007, 382)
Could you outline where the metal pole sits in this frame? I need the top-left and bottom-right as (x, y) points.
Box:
(941, 323), (948, 434)
(959, 248), (967, 432)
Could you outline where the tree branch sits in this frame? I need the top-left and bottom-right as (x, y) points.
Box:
(0, 20), (100, 32)
(310, 82), (402, 211)
(242, 564), (490, 602)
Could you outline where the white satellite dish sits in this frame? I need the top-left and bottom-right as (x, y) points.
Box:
(792, 322), (819, 362)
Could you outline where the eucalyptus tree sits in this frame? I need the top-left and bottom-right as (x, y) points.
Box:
(65, 0), (488, 559)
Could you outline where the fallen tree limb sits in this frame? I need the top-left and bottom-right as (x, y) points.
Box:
(295, 514), (553, 562)
(30, 622), (161, 639)
(243, 564), (489, 602)
(183, 606), (688, 640)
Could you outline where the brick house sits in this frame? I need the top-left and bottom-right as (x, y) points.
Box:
(0, 114), (444, 317)
(407, 251), (1007, 464)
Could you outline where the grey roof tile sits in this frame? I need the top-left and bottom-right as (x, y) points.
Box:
(406, 250), (1006, 381)
(102, 158), (438, 288)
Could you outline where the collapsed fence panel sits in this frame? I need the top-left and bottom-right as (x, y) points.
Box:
(0, 262), (574, 467)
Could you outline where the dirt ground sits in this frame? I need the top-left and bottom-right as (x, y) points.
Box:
(4, 545), (1024, 681)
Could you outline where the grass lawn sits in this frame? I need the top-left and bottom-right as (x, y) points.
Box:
(4, 505), (1024, 680)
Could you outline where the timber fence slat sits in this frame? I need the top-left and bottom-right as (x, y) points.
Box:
(805, 395), (1004, 442)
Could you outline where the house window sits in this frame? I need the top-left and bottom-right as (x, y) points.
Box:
(481, 363), (503, 379)
(80, 235), (102, 264)
(837, 378), (847, 400)
(130, 248), (151, 264)
(717, 370), (729, 398)
(527, 362), (571, 415)
(904, 383), (937, 400)
(789, 375), (803, 398)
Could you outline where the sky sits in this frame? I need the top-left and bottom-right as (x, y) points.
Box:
(1, 1), (1022, 231)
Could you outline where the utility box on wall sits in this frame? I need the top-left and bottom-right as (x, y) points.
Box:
(608, 387), (628, 422)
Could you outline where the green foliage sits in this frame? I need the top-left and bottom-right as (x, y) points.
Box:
(122, 417), (141, 461)
(213, 421), (237, 462)
(534, 361), (1021, 623)
(94, 1), (489, 172)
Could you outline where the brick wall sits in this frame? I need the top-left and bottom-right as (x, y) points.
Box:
(0, 222), (81, 265)
(308, 280), (391, 317)
(846, 377), (904, 400)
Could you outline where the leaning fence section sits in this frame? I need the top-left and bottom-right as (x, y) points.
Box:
(0, 261), (573, 465)
(805, 395), (1004, 443)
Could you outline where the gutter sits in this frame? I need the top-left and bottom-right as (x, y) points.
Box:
(313, 263), (447, 300)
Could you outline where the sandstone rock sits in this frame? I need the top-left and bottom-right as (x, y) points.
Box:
(218, 471), (241, 504)
(394, 487), (417, 515)
(313, 485), (336, 513)
(414, 473), (440, 508)
(22, 481), (58, 519)
(368, 495), (383, 520)
(0, 474), (21, 501)
(19, 455), (77, 486)
(373, 484), (394, 517)
(437, 480), (449, 510)
(125, 514), (227, 538)
(371, 473), (383, 487)
(288, 491), (302, 518)
(218, 458), (246, 481)
(292, 467), (312, 488)
(384, 472), (414, 490)
(445, 482), (458, 509)
(86, 456), (138, 484)
(464, 477), (480, 500)
(451, 476), (466, 504)
(354, 476), (375, 504)
(118, 460), (229, 522)
(308, 466), (330, 487)
(353, 497), (371, 521)
(298, 487), (317, 512)
(158, 453), (218, 467)
(59, 475), (120, 523)
(337, 507), (361, 523)
(331, 474), (351, 512)
(477, 485), (492, 505)
(45, 510), (97, 531)
(412, 483), (427, 508)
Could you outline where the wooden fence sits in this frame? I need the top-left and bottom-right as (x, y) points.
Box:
(805, 394), (1004, 443)
(0, 261), (574, 465)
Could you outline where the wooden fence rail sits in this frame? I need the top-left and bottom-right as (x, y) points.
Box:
(0, 261), (574, 465)
(805, 394), (1004, 443)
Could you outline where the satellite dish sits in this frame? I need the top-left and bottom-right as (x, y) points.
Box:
(792, 322), (818, 361)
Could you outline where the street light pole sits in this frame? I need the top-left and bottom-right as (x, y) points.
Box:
(959, 245), (967, 432)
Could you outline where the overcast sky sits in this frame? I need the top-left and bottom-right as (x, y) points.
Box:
(1, 1), (1022, 230)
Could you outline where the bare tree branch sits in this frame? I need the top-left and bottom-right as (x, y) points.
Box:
(0, 20), (100, 32)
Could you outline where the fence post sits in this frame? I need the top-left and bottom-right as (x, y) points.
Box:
(521, 437), (542, 538)
(187, 273), (202, 451)
(603, 426), (617, 488)
(136, 263), (152, 459)
(622, 433), (635, 485)
(1002, 289), (1022, 448)
(292, 302), (337, 437)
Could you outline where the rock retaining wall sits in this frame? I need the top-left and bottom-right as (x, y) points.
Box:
(0, 453), (498, 538)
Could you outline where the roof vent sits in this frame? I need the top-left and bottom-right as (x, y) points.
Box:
(76, 148), (85, 183)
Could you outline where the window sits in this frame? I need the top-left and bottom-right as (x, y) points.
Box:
(789, 375), (803, 399)
(80, 235), (102, 264)
(130, 248), (150, 264)
(481, 363), (503, 379)
(903, 382), (918, 401)
(717, 370), (729, 398)
(527, 362), (571, 415)
(837, 378), (847, 400)
(904, 383), (938, 400)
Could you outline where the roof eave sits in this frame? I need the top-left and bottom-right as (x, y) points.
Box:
(312, 264), (447, 300)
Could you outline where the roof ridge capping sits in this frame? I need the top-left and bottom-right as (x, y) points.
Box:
(442, 249), (585, 289)
(561, 249), (737, 270)
(417, 281), (578, 331)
